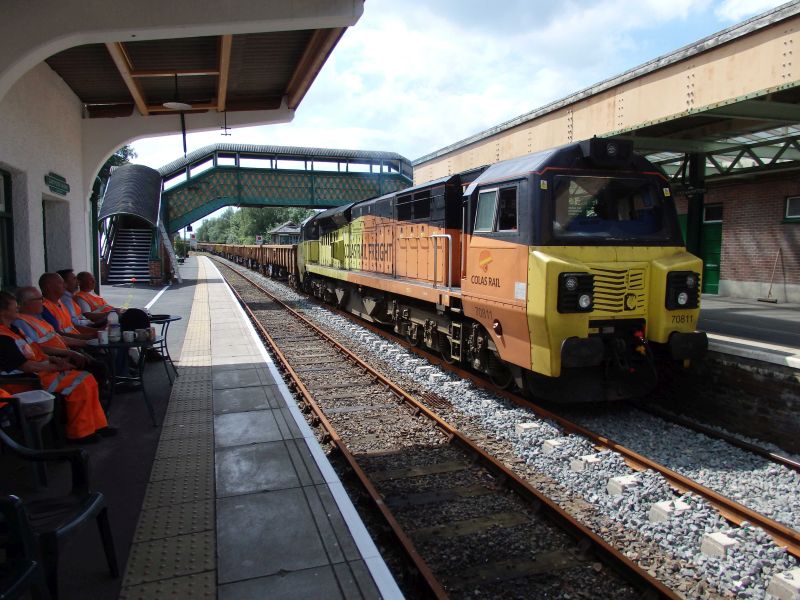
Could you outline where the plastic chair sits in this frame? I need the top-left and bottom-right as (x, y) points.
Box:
(0, 495), (51, 600)
(0, 429), (119, 599)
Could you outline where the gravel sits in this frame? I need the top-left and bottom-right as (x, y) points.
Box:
(214, 256), (799, 599)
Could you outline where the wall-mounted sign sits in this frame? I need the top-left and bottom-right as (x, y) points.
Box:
(255, 234), (264, 246)
(44, 172), (70, 196)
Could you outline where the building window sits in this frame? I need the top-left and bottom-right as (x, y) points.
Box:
(703, 204), (723, 223)
(786, 196), (800, 221)
(0, 170), (15, 289)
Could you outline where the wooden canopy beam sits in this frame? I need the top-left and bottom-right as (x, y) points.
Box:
(105, 42), (149, 116)
(286, 28), (344, 110)
(131, 68), (220, 78)
(217, 34), (233, 112)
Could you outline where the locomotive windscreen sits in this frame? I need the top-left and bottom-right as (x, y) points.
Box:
(551, 175), (680, 244)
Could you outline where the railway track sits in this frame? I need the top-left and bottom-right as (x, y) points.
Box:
(213, 259), (677, 599)
(206, 253), (799, 597)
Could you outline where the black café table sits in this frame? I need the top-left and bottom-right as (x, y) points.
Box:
(148, 314), (181, 382)
(87, 336), (163, 426)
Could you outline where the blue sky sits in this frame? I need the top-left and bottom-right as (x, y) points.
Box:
(131, 0), (789, 223)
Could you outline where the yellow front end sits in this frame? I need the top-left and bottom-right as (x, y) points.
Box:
(528, 246), (702, 377)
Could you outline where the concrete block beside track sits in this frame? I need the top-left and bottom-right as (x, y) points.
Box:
(767, 568), (800, 600)
(607, 474), (639, 496)
(700, 531), (740, 558)
(648, 499), (691, 523)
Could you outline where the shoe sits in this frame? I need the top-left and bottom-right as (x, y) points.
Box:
(97, 427), (118, 437)
(115, 381), (142, 392)
(71, 433), (100, 444)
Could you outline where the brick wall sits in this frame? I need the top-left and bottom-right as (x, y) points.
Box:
(149, 259), (162, 285)
(674, 176), (800, 290)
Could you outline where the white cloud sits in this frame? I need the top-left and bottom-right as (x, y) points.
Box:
(132, 0), (777, 176)
(714, 0), (788, 22)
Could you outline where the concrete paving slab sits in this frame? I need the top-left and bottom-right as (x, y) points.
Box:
(213, 387), (271, 414)
(213, 368), (265, 389)
(216, 488), (331, 584)
(218, 565), (343, 600)
(214, 410), (282, 447)
(216, 441), (301, 497)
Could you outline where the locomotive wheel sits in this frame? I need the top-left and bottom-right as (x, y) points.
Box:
(439, 336), (456, 364)
(488, 352), (514, 389)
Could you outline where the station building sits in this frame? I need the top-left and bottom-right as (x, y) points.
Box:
(0, 0), (363, 290)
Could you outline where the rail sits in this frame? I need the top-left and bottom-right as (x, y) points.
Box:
(212, 257), (682, 599)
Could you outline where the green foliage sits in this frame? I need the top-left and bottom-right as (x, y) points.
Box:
(196, 206), (313, 243)
(173, 236), (188, 258)
(95, 145), (137, 198)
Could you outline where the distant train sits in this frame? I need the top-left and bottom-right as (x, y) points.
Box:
(200, 138), (707, 401)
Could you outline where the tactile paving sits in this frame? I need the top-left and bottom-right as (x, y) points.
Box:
(159, 420), (213, 440)
(141, 461), (214, 511)
(162, 410), (213, 428)
(119, 571), (215, 600)
(155, 434), (214, 459)
(133, 500), (214, 543)
(124, 530), (215, 585)
(150, 452), (213, 482)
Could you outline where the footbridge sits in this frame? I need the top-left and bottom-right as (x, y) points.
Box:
(98, 143), (412, 283)
(159, 144), (413, 232)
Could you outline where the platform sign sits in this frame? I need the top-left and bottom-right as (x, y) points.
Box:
(44, 172), (70, 196)
(255, 234), (264, 246)
(189, 233), (197, 249)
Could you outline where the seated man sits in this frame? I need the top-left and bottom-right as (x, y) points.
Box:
(58, 268), (107, 326)
(75, 272), (117, 315)
(39, 272), (96, 340)
(0, 291), (114, 443)
(14, 286), (110, 394)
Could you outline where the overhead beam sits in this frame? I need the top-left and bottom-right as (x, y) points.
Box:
(702, 100), (800, 122)
(286, 28), (345, 110)
(620, 136), (742, 154)
(217, 34), (232, 112)
(105, 42), (149, 116)
(131, 68), (220, 78)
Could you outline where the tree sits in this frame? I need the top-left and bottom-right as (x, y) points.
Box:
(195, 206), (313, 243)
(94, 145), (137, 198)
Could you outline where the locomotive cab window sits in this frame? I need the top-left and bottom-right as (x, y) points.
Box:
(496, 187), (517, 231)
(474, 189), (497, 232)
(552, 175), (676, 243)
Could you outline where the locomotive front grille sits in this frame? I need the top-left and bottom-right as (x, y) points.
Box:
(588, 266), (647, 315)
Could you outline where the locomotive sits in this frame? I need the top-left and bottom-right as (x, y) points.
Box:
(200, 138), (707, 401)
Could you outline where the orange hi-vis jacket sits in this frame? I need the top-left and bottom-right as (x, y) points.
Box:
(61, 292), (88, 326)
(42, 298), (79, 334)
(13, 313), (69, 350)
(0, 325), (106, 439)
(0, 386), (10, 408)
(75, 290), (113, 313)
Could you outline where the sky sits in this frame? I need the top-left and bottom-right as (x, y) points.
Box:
(130, 0), (789, 224)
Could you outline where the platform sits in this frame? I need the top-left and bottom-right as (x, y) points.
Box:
(699, 295), (800, 369)
(100, 256), (399, 599)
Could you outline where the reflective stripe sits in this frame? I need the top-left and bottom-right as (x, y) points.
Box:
(46, 373), (67, 393)
(76, 291), (112, 312)
(60, 371), (89, 395)
(13, 317), (57, 344)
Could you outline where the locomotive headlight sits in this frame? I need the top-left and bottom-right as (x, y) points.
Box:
(558, 272), (594, 313)
(665, 271), (700, 310)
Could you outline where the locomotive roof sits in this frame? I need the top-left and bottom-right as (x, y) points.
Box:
(463, 145), (563, 196)
(352, 174), (458, 211)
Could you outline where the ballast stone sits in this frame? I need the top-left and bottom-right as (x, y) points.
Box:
(570, 453), (603, 472)
(607, 474), (639, 496)
(700, 531), (740, 558)
(648, 499), (692, 523)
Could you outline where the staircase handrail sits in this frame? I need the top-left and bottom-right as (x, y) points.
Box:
(100, 216), (118, 264)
